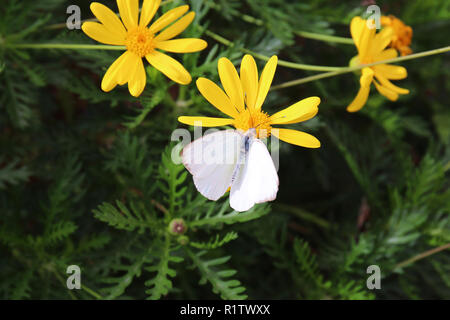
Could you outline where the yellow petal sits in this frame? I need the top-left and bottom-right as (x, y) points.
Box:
(373, 64), (407, 80)
(128, 58), (147, 97)
(350, 17), (365, 50)
(90, 2), (126, 38)
(374, 73), (409, 95)
(255, 55), (277, 110)
(149, 5), (189, 34)
(347, 68), (374, 113)
(116, 52), (140, 85)
(270, 97), (320, 125)
(272, 128), (321, 148)
(155, 12), (195, 42)
(374, 48), (398, 61)
(196, 78), (239, 118)
(372, 27), (394, 53)
(146, 51), (191, 84)
(178, 116), (234, 127)
(101, 52), (130, 92)
(117, 0), (139, 30)
(359, 22), (376, 60)
(156, 38), (207, 53)
(82, 22), (125, 45)
(140, 0), (161, 27)
(240, 54), (259, 110)
(374, 80), (398, 101)
(347, 85), (370, 113)
(360, 67), (374, 87)
(218, 57), (245, 112)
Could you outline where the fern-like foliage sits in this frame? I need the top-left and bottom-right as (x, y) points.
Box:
(157, 145), (189, 214)
(293, 238), (331, 290)
(190, 232), (239, 249)
(105, 132), (155, 198)
(100, 243), (152, 300)
(188, 201), (270, 228)
(187, 249), (247, 300)
(0, 157), (31, 189)
(123, 80), (167, 129)
(10, 270), (33, 300)
(146, 237), (184, 300)
(89, 144), (270, 299)
(93, 200), (157, 233)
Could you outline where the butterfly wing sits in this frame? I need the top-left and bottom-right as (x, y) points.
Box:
(182, 130), (243, 201)
(230, 139), (279, 212)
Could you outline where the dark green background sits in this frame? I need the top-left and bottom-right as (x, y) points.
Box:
(0, 0), (449, 299)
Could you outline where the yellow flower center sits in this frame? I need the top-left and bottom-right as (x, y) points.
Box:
(233, 108), (272, 139)
(125, 26), (155, 57)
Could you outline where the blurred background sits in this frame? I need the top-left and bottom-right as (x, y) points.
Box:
(0, 0), (449, 299)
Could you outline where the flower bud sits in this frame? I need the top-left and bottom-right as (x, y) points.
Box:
(168, 218), (187, 235)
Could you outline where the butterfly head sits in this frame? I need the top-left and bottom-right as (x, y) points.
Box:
(245, 128), (257, 138)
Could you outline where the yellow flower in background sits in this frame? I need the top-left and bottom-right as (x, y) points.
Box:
(179, 54), (321, 148)
(347, 17), (409, 113)
(381, 15), (413, 56)
(82, 0), (207, 97)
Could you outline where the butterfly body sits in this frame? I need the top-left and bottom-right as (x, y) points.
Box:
(231, 128), (255, 185)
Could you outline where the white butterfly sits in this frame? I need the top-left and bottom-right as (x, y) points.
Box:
(182, 128), (279, 212)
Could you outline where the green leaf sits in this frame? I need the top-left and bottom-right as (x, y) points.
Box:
(158, 145), (188, 214)
(145, 236), (182, 300)
(10, 270), (33, 300)
(93, 200), (156, 233)
(189, 201), (270, 228)
(44, 221), (78, 246)
(0, 157), (30, 189)
(187, 248), (247, 300)
(190, 231), (239, 249)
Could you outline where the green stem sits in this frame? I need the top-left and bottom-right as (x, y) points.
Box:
(52, 270), (77, 300)
(81, 284), (103, 300)
(271, 45), (450, 90)
(6, 43), (125, 50)
(204, 29), (344, 72)
(394, 243), (450, 270)
(52, 267), (102, 300)
(243, 48), (344, 71)
(295, 30), (354, 45)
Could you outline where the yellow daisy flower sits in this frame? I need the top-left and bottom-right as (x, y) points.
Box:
(347, 17), (409, 113)
(82, 0), (207, 97)
(381, 15), (413, 56)
(178, 54), (321, 148)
